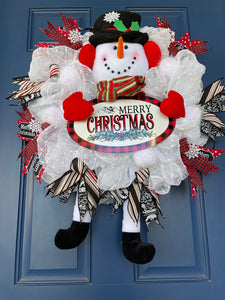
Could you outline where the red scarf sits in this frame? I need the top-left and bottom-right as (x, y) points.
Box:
(97, 75), (145, 101)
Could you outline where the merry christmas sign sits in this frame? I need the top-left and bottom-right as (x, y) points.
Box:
(67, 98), (176, 153)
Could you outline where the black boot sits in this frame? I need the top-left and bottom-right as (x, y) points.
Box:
(55, 221), (90, 249)
(122, 232), (156, 264)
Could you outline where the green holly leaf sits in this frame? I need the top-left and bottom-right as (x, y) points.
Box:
(113, 19), (127, 32)
(130, 21), (140, 31)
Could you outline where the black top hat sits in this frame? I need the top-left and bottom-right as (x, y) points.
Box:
(89, 11), (148, 47)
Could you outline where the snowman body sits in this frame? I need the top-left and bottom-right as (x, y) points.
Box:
(71, 40), (151, 231)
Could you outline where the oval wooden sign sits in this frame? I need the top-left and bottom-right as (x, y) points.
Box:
(67, 98), (176, 153)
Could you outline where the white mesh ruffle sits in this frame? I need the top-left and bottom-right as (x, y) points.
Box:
(29, 46), (78, 82)
(28, 47), (97, 125)
(37, 121), (137, 190)
(31, 44), (206, 195)
(140, 27), (171, 59)
(144, 50), (206, 104)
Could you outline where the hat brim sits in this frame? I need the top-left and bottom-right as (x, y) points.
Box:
(89, 30), (148, 47)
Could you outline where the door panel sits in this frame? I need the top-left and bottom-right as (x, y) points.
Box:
(1, 0), (225, 299)
(15, 172), (91, 285)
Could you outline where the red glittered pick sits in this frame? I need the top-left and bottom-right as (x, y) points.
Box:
(16, 106), (49, 183)
(156, 16), (172, 30)
(169, 32), (208, 56)
(180, 138), (225, 198)
(40, 12), (82, 50)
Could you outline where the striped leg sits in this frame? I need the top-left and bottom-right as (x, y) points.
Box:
(54, 194), (91, 250)
(73, 193), (92, 223)
(122, 200), (140, 232)
(121, 200), (156, 264)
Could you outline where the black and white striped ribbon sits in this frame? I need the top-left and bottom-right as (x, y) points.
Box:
(46, 158), (99, 215)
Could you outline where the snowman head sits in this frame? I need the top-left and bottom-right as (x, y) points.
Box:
(92, 38), (150, 82)
(79, 11), (161, 82)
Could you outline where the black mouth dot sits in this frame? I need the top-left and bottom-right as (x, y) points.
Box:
(104, 60), (134, 74)
(103, 58), (106, 61)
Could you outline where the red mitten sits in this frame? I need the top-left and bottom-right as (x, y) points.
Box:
(160, 90), (185, 119)
(63, 92), (94, 121)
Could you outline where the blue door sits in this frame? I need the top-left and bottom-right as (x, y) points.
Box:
(1, 0), (225, 299)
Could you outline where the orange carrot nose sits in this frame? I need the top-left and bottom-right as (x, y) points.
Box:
(117, 36), (124, 59)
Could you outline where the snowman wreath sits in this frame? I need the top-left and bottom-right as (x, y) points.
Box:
(8, 11), (225, 264)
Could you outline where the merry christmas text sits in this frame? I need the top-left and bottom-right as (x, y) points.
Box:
(87, 104), (155, 133)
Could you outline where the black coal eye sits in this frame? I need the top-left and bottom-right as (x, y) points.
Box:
(113, 46), (117, 50)
(124, 45), (128, 49)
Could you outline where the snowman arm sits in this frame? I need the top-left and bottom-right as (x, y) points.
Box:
(63, 91), (94, 121)
(160, 90), (185, 119)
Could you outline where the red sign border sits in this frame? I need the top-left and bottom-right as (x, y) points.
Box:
(67, 97), (176, 153)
